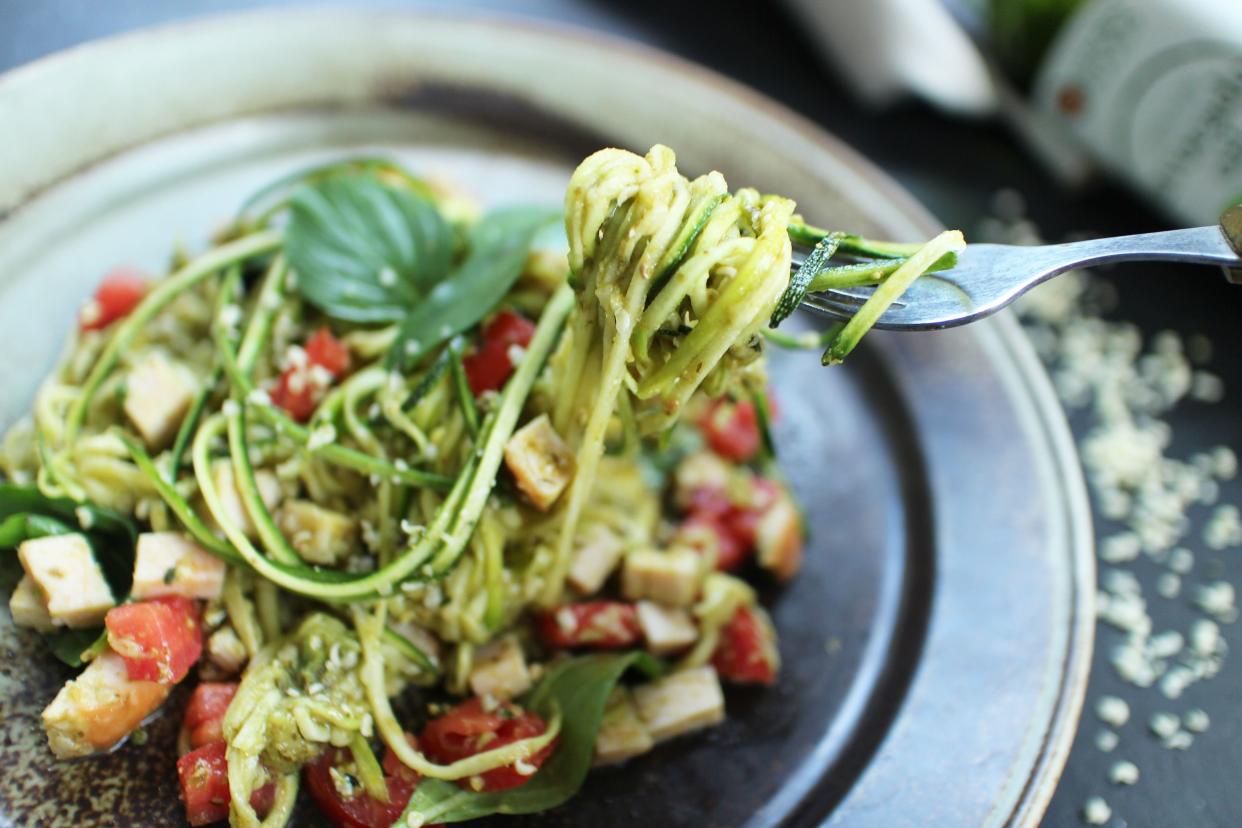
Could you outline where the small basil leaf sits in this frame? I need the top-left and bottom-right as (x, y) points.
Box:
(0, 483), (138, 610)
(400, 652), (645, 823)
(46, 628), (107, 668)
(238, 157), (434, 224)
(387, 206), (560, 370)
(286, 173), (454, 322)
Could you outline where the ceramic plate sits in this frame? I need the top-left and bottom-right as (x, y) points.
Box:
(0, 12), (1093, 827)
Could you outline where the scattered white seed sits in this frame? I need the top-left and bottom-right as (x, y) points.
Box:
(1184, 708), (1210, 733)
(1095, 729), (1119, 753)
(1149, 712), (1180, 739)
(1164, 730), (1194, 750)
(1082, 796), (1111, 825)
(1096, 696), (1130, 727)
(1168, 548), (1194, 574)
(1156, 573), (1181, 598)
(1108, 760), (1139, 785)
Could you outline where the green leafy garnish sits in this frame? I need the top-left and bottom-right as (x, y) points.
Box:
(0, 484), (138, 666)
(285, 172), (455, 323)
(400, 652), (653, 824)
(386, 206), (560, 369)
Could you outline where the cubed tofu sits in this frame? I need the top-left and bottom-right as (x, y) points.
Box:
(567, 526), (624, 595)
(632, 666), (726, 742)
(131, 532), (226, 600)
(622, 549), (702, 607)
(18, 534), (115, 628)
(209, 460), (282, 539)
(504, 414), (575, 511)
(9, 574), (55, 632)
(756, 495), (803, 581)
(673, 451), (733, 509)
(206, 626), (247, 675)
(593, 688), (654, 766)
(468, 635), (532, 700)
(635, 601), (698, 655)
(42, 650), (171, 758)
(277, 500), (358, 566)
(123, 352), (196, 449)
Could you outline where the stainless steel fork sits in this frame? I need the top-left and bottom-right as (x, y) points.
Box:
(797, 207), (1242, 330)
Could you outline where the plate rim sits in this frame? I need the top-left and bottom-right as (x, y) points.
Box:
(0, 10), (1094, 826)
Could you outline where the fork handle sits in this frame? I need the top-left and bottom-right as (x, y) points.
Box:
(1045, 221), (1241, 271)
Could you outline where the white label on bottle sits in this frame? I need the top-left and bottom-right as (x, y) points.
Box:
(1033, 0), (1242, 225)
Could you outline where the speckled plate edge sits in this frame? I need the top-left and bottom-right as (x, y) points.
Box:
(0, 11), (1094, 826)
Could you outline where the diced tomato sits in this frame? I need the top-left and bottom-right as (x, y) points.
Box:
(677, 512), (748, 572)
(304, 735), (421, 828)
(677, 477), (785, 572)
(105, 596), (202, 685)
(420, 698), (555, 792)
(79, 267), (149, 332)
(536, 602), (642, 650)
(697, 399), (761, 463)
(711, 606), (779, 685)
(305, 326), (352, 376)
(183, 683), (238, 750)
(462, 310), (536, 396)
(270, 327), (351, 422)
(177, 741), (274, 826)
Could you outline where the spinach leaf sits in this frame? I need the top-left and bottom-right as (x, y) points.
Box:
(386, 206), (560, 370)
(400, 651), (650, 824)
(285, 172), (455, 323)
(0, 484), (138, 666)
(46, 628), (107, 668)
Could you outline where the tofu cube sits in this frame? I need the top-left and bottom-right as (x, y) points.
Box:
(504, 414), (575, 511)
(18, 534), (115, 628)
(42, 650), (171, 758)
(278, 500), (358, 566)
(9, 574), (55, 633)
(123, 352), (196, 449)
(632, 666), (726, 742)
(673, 451), (733, 509)
(636, 601), (698, 655)
(593, 688), (654, 766)
(209, 460), (282, 539)
(131, 532), (226, 600)
(468, 635), (532, 700)
(622, 548), (702, 607)
(756, 495), (804, 581)
(568, 526), (624, 595)
(206, 626), (248, 675)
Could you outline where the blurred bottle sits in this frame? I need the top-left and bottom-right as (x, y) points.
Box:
(974, 0), (1242, 225)
(785, 0), (1241, 225)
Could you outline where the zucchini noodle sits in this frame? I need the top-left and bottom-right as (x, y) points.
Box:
(0, 146), (957, 828)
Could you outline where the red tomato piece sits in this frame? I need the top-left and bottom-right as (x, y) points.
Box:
(183, 683), (238, 750)
(79, 267), (149, 332)
(536, 602), (642, 650)
(269, 328), (351, 422)
(304, 735), (421, 828)
(462, 310), (536, 396)
(177, 741), (274, 826)
(711, 606), (779, 685)
(698, 399), (761, 463)
(305, 326), (352, 376)
(678, 512), (748, 572)
(105, 596), (202, 685)
(420, 698), (555, 792)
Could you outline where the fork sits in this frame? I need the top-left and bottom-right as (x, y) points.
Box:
(796, 207), (1242, 330)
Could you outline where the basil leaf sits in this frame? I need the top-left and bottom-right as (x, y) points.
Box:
(400, 652), (647, 823)
(286, 173), (455, 322)
(0, 484), (139, 661)
(387, 206), (560, 370)
(45, 628), (107, 668)
(238, 157), (435, 224)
